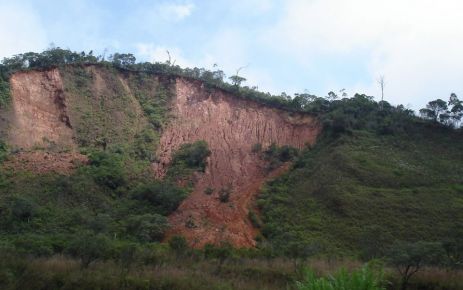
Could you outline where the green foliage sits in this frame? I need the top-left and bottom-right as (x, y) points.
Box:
(86, 151), (127, 189)
(110, 53), (136, 68)
(262, 143), (299, 171)
(66, 232), (111, 267)
(169, 235), (189, 256)
(0, 78), (10, 108)
(259, 128), (463, 257)
(296, 265), (386, 290)
(167, 141), (211, 182)
(0, 140), (8, 162)
(441, 223), (463, 270)
(388, 241), (444, 290)
(171, 141), (211, 172)
(125, 214), (169, 242)
(130, 182), (188, 215)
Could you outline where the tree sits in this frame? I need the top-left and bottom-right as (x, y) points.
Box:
(326, 91), (338, 101)
(448, 93), (463, 127)
(229, 65), (248, 86)
(419, 99), (448, 123)
(388, 241), (443, 290)
(110, 53), (136, 68)
(229, 75), (246, 87)
(292, 93), (317, 110)
(441, 224), (463, 271)
(204, 242), (233, 273)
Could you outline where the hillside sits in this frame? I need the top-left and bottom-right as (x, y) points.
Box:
(0, 63), (319, 250)
(259, 127), (463, 257)
(0, 49), (462, 290)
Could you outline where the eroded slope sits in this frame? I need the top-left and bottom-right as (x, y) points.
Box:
(8, 69), (74, 149)
(156, 79), (320, 247)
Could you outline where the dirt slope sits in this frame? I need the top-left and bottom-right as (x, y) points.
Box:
(156, 78), (321, 247)
(8, 69), (74, 149)
(2, 67), (320, 247)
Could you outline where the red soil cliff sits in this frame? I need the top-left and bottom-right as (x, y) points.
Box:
(8, 69), (74, 149)
(155, 78), (321, 247)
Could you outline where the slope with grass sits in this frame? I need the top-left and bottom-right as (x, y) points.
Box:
(258, 124), (463, 258)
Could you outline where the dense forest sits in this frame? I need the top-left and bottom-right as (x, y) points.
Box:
(0, 48), (462, 290)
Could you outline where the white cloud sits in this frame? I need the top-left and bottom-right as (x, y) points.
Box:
(0, 2), (47, 58)
(136, 43), (203, 68)
(135, 29), (281, 94)
(159, 2), (195, 21)
(265, 0), (463, 108)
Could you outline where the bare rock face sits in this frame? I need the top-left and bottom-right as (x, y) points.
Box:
(156, 78), (321, 248)
(8, 69), (74, 149)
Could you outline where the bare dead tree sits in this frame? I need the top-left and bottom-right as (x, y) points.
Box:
(166, 50), (176, 66)
(377, 75), (386, 110)
(235, 64), (249, 78)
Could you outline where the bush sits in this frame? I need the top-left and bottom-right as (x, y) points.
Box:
(218, 186), (232, 203)
(171, 141), (211, 172)
(204, 187), (214, 195)
(169, 236), (188, 256)
(9, 196), (38, 222)
(87, 151), (126, 189)
(125, 214), (169, 242)
(0, 141), (8, 162)
(130, 182), (188, 215)
(66, 232), (112, 268)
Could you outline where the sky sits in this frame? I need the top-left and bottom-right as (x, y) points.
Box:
(1, 0), (462, 110)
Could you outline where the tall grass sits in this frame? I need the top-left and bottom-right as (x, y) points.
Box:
(296, 265), (386, 290)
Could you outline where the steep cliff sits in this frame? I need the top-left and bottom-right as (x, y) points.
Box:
(156, 78), (320, 247)
(8, 69), (74, 149)
(1, 66), (320, 247)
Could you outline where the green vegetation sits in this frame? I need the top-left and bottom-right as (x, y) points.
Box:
(167, 141), (211, 182)
(296, 265), (385, 290)
(0, 140), (209, 273)
(1, 47), (462, 289)
(0, 77), (10, 108)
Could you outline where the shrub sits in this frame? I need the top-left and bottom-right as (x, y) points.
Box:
(130, 182), (188, 215)
(10, 196), (38, 222)
(171, 141), (211, 172)
(87, 151), (126, 189)
(66, 232), (112, 268)
(169, 235), (188, 256)
(0, 140), (8, 162)
(218, 186), (232, 203)
(204, 187), (214, 195)
(125, 214), (169, 242)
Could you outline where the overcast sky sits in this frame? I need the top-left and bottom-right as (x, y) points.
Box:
(1, 0), (462, 110)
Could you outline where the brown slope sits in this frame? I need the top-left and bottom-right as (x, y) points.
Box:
(155, 78), (321, 248)
(8, 69), (74, 149)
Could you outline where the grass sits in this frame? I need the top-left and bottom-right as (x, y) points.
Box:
(60, 65), (173, 158)
(258, 127), (463, 257)
(296, 264), (386, 290)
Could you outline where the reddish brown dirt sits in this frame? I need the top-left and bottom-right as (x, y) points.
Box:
(3, 151), (88, 174)
(8, 69), (75, 150)
(156, 78), (321, 248)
